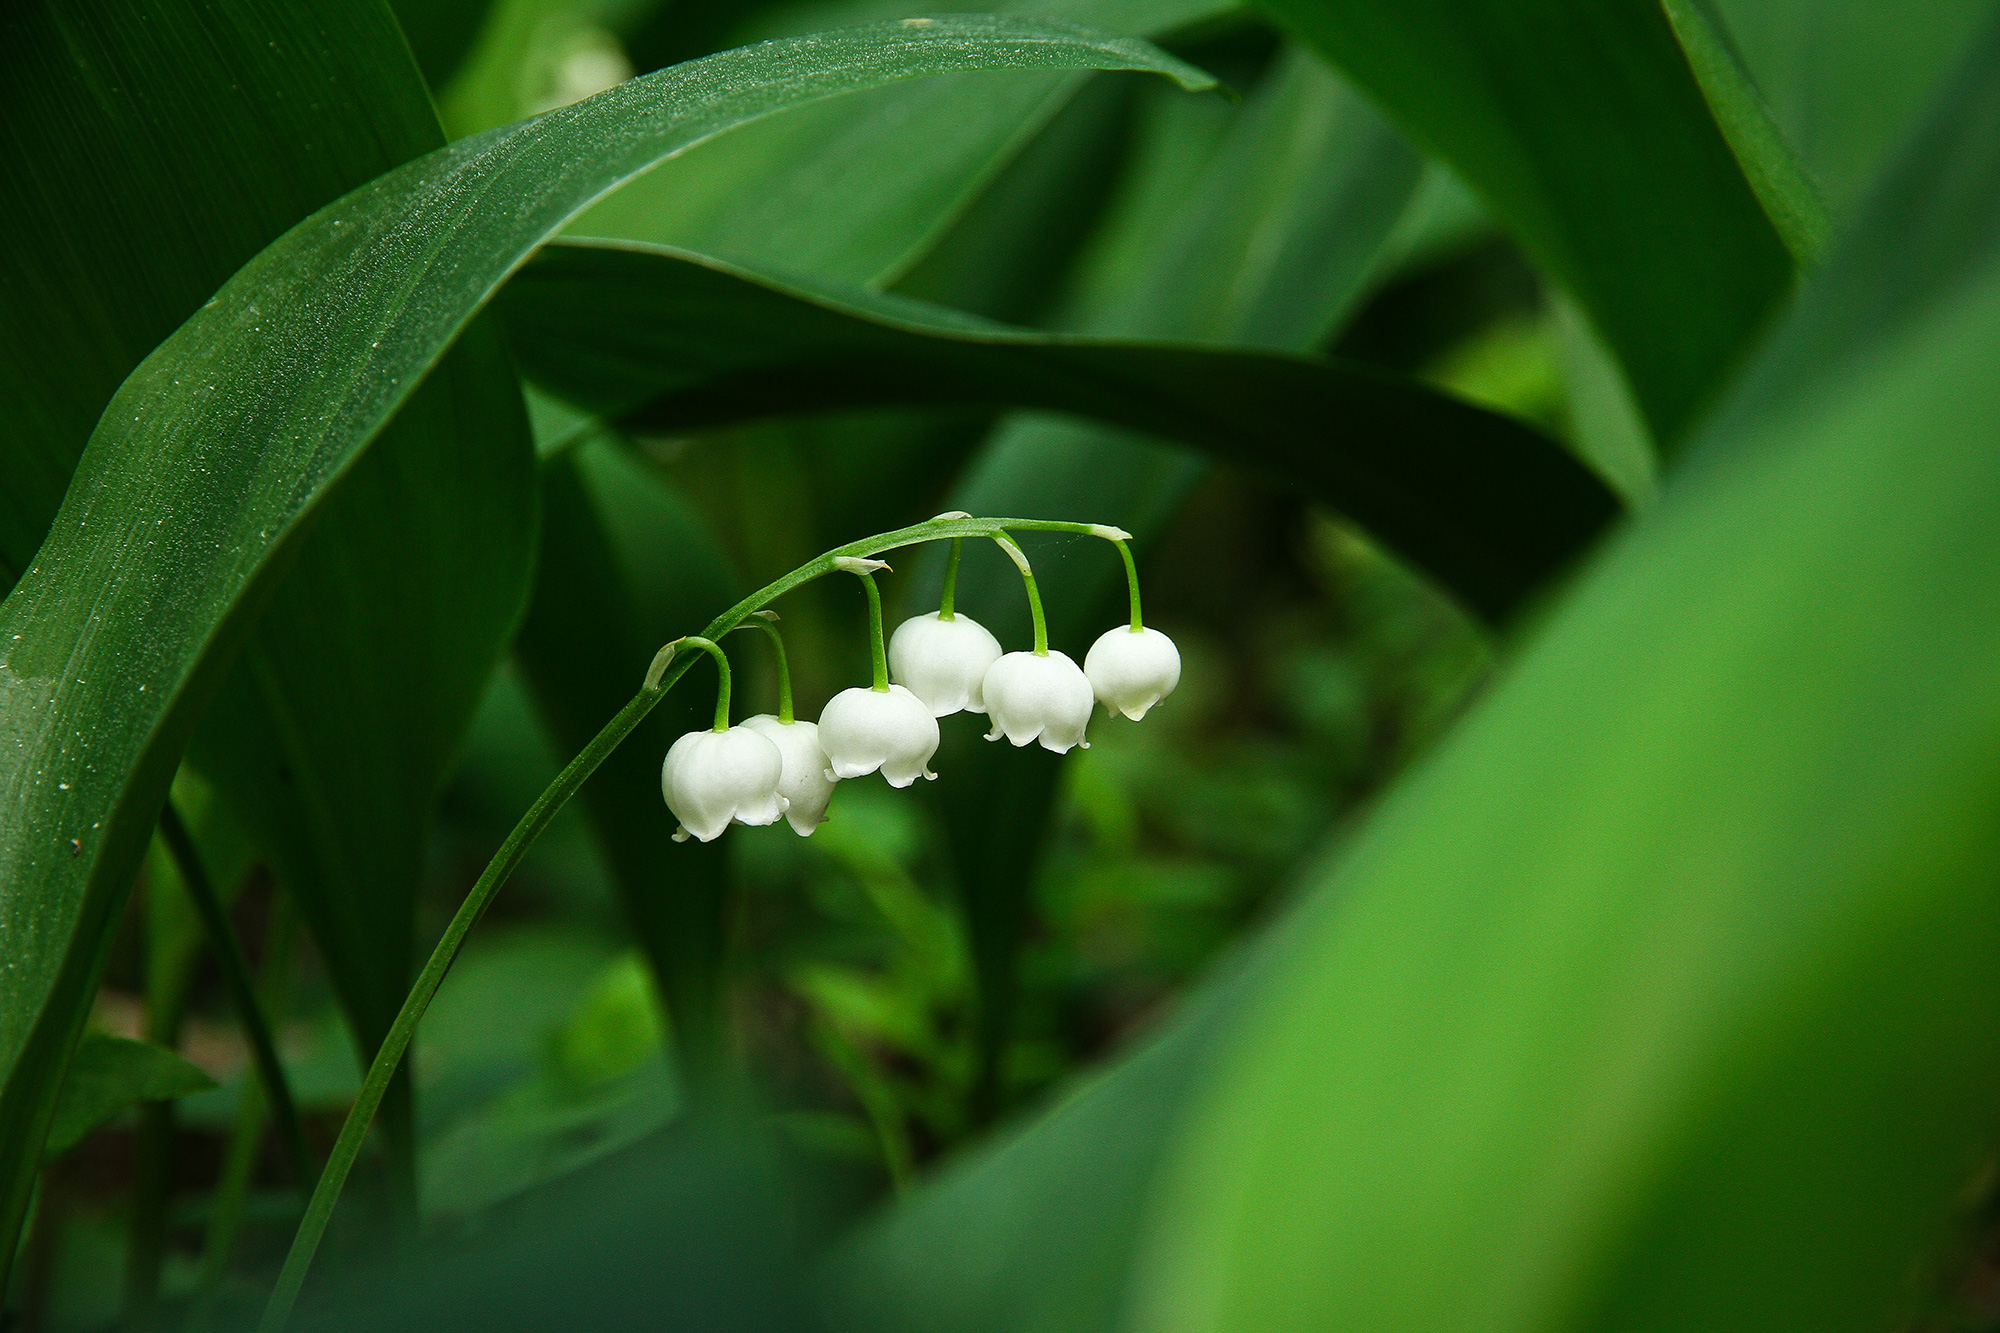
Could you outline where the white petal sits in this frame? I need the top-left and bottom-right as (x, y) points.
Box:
(742, 715), (837, 836)
(979, 650), (1094, 754)
(888, 612), (1003, 716)
(1084, 625), (1181, 721)
(661, 726), (785, 842)
(817, 685), (941, 785)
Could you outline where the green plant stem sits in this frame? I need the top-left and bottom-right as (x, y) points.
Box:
(189, 894), (298, 1331)
(940, 538), (963, 620)
(733, 616), (795, 723)
(256, 514), (1110, 1333)
(158, 803), (316, 1194)
(992, 534), (1048, 655)
(675, 635), (733, 731)
(121, 1103), (173, 1328)
(1112, 537), (1143, 631)
(856, 569), (890, 690)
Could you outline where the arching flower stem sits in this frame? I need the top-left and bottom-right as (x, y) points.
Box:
(992, 533), (1049, 656)
(732, 612), (795, 724)
(837, 557), (893, 691)
(1111, 537), (1143, 631)
(939, 537), (963, 620)
(676, 635), (733, 731)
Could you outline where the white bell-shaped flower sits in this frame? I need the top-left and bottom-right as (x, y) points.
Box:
(981, 650), (1094, 753)
(817, 684), (940, 787)
(888, 612), (1003, 716)
(1083, 625), (1182, 721)
(741, 715), (836, 836)
(661, 725), (787, 842)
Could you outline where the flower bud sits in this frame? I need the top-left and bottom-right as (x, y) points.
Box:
(1083, 625), (1181, 721)
(741, 715), (837, 836)
(888, 612), (1003, 716)
(817, 684), (940, 787)
(980, 650), (1093, 753)
(661, 726), (787, 842)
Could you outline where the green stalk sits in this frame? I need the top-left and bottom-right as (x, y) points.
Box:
(157, 803), (316, 1194)
(256, 514), (1114, 1333)
(853, 566), (890, 690)
(677, 635), (734, 731)
(1111, 537), (1143, 631)
(733, 614), (795, 723)
(992, 534), (1049, 656)
(188, 895), (298, 1331)
(939, 538), (963, 620)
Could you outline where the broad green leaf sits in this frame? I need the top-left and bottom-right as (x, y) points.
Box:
(1128, 21), (2000, 1332)
(0, 16), (1213, 1263)
(500, 237), (1604, 624)
(568, 0), (1236, 286)
(45, 1034), (217, 1160)
(0, 0), (535, 1236)
(1260, 0), (1795, 446)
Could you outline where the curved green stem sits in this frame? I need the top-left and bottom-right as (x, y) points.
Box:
(157, 802), (316, 1195)
(732, 615), (795, 724)
(256, 513), (1115, 1333)
(677, 635), (733, 731)
(939, 538), (963, 620)
(860, 571), (890, 690)
(992, 534), (1048, 656)
(1110, 537), (1143, 631)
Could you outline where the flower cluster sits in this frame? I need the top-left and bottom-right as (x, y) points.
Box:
(660, 522), (1180, 843)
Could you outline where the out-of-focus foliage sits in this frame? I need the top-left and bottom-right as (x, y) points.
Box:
(6, 0), (2000, 1330)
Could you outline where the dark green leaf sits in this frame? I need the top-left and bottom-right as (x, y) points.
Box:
(1259, 0), (1795, 446)
(501, 237), (1608, 623)
(45, 1033), (217, 1160)
(0, 16), (1214, 1265)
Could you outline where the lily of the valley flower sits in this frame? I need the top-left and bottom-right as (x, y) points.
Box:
(662, 726), (787, 842)
(889, 611), (1003, 716)
(818, 685), (940, 786)
(741, 715), (836, 835)
(981, 650), (1094, 753)
(1083, 625), (1181, 720)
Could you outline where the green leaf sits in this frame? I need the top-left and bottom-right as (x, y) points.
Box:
(45, 1034), (217, 1161)
(1260, 0), (1796, 447)
(568, 0), (1236, 286)
(1660, 0), (1832, 268)
(501, 237), (1607, 624)
(0, 14), (1214, 1266)
(1710, 0), (1995, 223)
(0, 0), (534, 1242)
(1126, 20), (2000, 1332)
